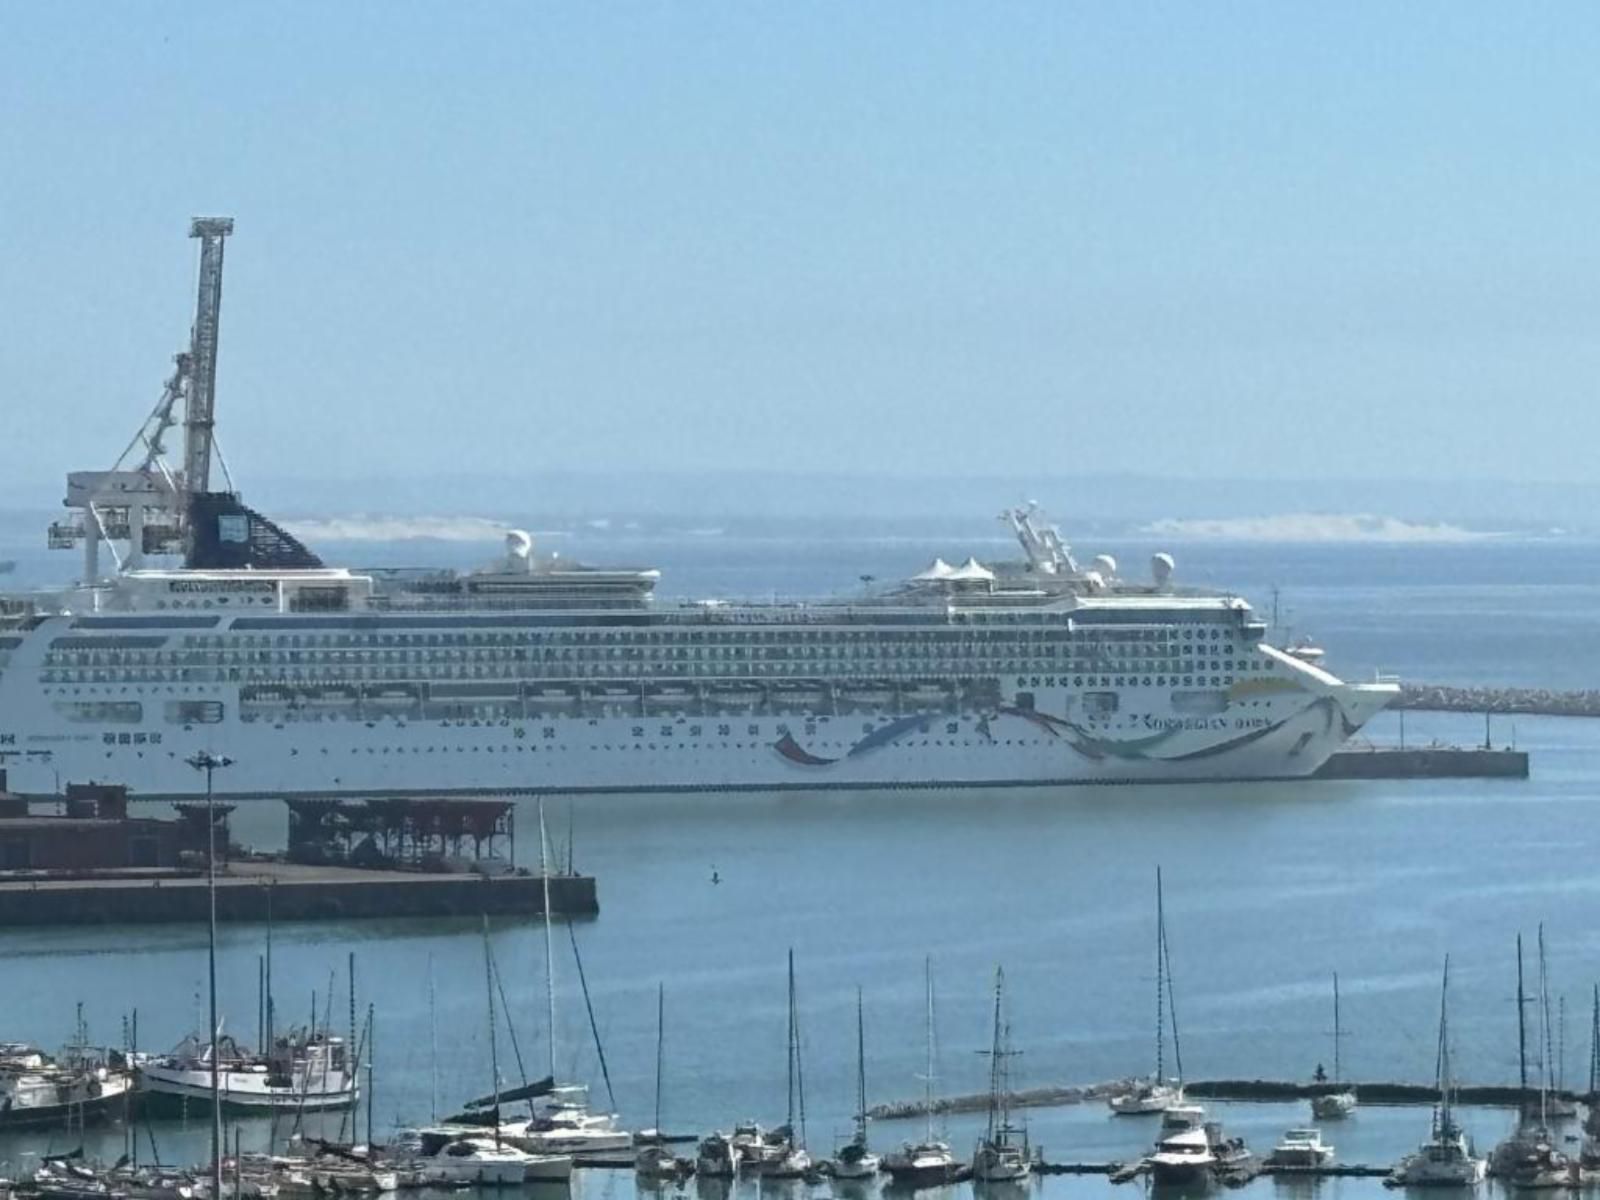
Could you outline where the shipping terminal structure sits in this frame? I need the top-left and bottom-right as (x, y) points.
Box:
(0, 220), (1396, 802)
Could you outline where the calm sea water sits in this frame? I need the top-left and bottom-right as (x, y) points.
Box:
(3, 528), (1600, 1199)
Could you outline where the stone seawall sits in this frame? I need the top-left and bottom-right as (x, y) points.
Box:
(1400, 683), (1600, 717)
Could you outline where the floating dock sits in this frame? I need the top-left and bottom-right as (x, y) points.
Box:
(1315, 745), (1528, 780)
(0, 861), (596, 927)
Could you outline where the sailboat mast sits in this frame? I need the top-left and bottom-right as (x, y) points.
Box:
(483, 917), (503, 1148)
(654, 983), (665, 1136)
(1437, 955), (1453, 1132)
(1155, 866), (1166, 1083)
(1539, 925), (1553, 1123)
(924, 956), (936, 1144)
(1331, 972), (1342, 1085)
(1518, 933), (1529, 1100)
(427, 953), (438, 1124)
(855, 986), (868, 1145)
(538, 799), (557, 1081)
(1590, 984), (1599, 1099)
(986, 968), (1003, 1144)
(787, 949), (796, 1133)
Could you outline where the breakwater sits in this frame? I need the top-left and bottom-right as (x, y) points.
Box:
(1400, 683), (1600, 718)
(869, 1078), (1586, 1119)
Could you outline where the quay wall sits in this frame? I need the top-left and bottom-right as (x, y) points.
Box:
(1315, 746), (1528, 779)
(0, 867), (597, 927)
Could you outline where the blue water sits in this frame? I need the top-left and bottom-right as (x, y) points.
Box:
(2, 526), (1599, 1198)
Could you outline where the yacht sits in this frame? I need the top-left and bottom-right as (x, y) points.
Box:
(1310, 972), (1357, 1120)
(762, 952), (814, 1180)
(971, 968), (1032, 1183)
(1110, 867), (1185, 1116)
(1267, 1128), (1334, 1168)
(694, 1132), (740, 1178)
(391, 1130), (568, 1186)
(829, 989), (881, 1180)
(635, 985), (695, 1181)
(1390, 957), (1487, 1188)
(1147, 1105), (1216, 1189)
(883, 960), (958, 1188)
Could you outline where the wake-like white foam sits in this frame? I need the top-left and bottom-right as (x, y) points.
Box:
(281, 515), (513, 543)
(1140, 513), (1491, 543)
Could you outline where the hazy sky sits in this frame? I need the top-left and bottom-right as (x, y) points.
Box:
(3, 4), (1598, 497)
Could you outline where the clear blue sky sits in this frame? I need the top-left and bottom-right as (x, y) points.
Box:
(3, 3), (1598, 496)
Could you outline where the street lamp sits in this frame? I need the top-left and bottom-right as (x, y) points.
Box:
(186, 750), (233, 1199)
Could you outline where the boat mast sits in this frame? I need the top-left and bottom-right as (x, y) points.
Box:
(922, 956), (937, 1144)
(1331, 972), (1343, 1086)
(538, 799), (557, 1081)
(428, 953), (438, 1123)
(854, 986), (869, 1148)
(482, 916), (503, 1148)
(1154, 867), (1166, 1084)
(1539, 925), (1553, 1125)
(1436, 955), (1454, 1135)
(1518, 933), (1529, 1105)
(1590, 984), (1600, 1100)
(986, 968), (1006, 1146)
(1160, 870), (1184, 1086)
(653, 983), (665, 1136)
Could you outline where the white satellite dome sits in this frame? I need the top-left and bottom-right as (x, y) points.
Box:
(1151, 552), (1175, 587)
(1092, 554), (1118, 579)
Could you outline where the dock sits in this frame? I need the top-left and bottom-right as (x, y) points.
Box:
(1315, 745), (1529, 780)
(0, 860), (597, 927)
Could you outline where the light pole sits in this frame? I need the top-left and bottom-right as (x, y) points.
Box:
(187, 750), (233, 1198)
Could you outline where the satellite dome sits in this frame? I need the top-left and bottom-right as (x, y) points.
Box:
(1151, 552), (1175, 587)
(1093, 554), (1118, 579)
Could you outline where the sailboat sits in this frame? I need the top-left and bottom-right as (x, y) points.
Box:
(830, 988), (881, 1180)
(883, 958), (958, 1187)
(1492, 928), (1571, 1187)
(1310, 973), (1356, 1120)
(502, 802), (631, 1158)
(1110, 866), (1184, 1115)
(1389, 956), (1486, 1187)
(398, 920), (572, 1186)
(765, 950), (814, 1180)
(636, 985), (694, 1181)
(971, 967), (1032, 1183)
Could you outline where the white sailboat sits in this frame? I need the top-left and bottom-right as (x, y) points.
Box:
(636, 985), (694, 1181)
(502, 802), (631, 1158)
(829, 988), (881, 1180)
(883, 958), (958, 1187)
(971, 967), (1032, 1183)
(1110, 866), (1184, 1115)
(1389, 956), (1486, 1187)
(1310, 972), (1356, 1120)
(764, 950), (814, 1180)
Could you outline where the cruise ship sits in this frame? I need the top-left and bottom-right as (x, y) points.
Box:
(0, 221), (1396, 801)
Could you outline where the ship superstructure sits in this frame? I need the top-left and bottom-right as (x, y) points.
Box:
(0, 222), (1396, 800)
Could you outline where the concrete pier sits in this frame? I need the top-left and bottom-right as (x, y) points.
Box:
(0, 860), (596, 927)
(1315, 745), (1529, 779)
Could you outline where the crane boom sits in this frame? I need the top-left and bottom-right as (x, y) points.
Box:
(183, 217), (234, 498)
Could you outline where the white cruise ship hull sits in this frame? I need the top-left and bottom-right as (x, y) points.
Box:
(0, 633), (1392, 800)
